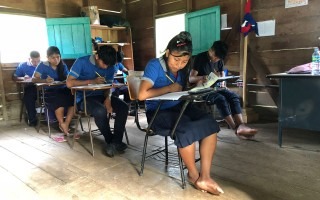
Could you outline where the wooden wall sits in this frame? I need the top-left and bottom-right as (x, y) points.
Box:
(126, 0), (320, 120)
(0, 0), (83, 18)
(1, 0), (320, 122)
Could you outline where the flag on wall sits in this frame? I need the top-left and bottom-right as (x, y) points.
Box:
(240, 0), (259, 36)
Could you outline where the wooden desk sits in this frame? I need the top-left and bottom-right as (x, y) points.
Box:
(15, 79), (34, 122)
(71, 83), (125, 156)
(266, 73), (320, 147)
(34, 81), (66, 137)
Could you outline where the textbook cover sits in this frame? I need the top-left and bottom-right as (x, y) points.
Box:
(189, 72), (219, 93)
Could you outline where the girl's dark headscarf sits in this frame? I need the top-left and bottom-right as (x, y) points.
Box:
(162, 31), (192, 90)
(47, 46), (66, 81)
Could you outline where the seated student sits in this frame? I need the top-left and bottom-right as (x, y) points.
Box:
(13, 51), (41, 126)
(66, 45), (129, 158)
(138, 31), (224, 195)
(32, 46), (74, 136)
(189, 40), (258, 139)
(112, 51), (130, 103)
(111, 51), (137, 116)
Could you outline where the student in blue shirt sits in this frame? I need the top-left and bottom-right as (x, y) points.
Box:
(112, 51), (129, 103)
(66, 45), (129, 158)
(138, 32), (224, 195)
(32, 46), (74, 136)
(13, 51), (41, 126)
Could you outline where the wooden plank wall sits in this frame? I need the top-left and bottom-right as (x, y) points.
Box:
(1, 0), (320, 121)
(126, 0), (320, 120)
(0, 0), (82, 18)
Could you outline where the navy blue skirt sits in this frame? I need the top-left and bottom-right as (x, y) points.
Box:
(146, 102), (220, 148)
(44, 87), (74, 111)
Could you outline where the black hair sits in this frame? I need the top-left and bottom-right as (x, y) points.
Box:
(97, 45), (117, 66)
(162, 31), (193, 89)
(30, 51), (40, 58)
(116, 51), (124, 63)
(47, 46), (66, 81)
(210, 41), (228, 60)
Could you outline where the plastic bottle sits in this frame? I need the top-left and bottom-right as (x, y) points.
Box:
(311, 47), (320, 75)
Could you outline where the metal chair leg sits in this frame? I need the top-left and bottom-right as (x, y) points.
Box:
(87, 116), (94, 156)
(165, 136), (168, 166)
(140, 134), (149, 176)
(46, 107), (51, 138)
(124, 128), (130, 145)
(177, 149), (186, 189)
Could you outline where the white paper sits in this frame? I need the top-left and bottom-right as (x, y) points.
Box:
(147, 91), (188, 101)
(256, 20), (275, 37)
(221, 14), (227, 29)
(285, 0), (308, 8)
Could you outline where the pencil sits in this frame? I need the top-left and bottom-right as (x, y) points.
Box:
(165, 74), (175, 83)
(95, 71), (107, 83)
(95, 71), (102, 77)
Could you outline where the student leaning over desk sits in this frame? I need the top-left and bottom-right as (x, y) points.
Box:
(138, 31), (224, 195)
(66, 45), (129, 158)
(13, 51), (41, 126)
(32, 46), (74, 136)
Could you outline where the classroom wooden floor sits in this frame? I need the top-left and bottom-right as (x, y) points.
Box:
(0, 114), (319, 200)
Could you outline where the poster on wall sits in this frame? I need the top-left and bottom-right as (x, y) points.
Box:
(285, 0), (308, 8)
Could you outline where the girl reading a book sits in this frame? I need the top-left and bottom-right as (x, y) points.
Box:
(138, 31), (224, 195)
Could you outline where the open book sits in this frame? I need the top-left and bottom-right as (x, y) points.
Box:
(188, 72), (219, 94)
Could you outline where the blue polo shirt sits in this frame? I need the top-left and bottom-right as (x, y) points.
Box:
(68, 55), (115, 103)
(14, 61), (38, 77)
(113, 62), (127, 83)
(142, 57), (184, 111)
(35, 61), (69, 80)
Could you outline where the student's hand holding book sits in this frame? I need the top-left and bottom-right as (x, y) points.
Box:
(189, 72), (219, 93)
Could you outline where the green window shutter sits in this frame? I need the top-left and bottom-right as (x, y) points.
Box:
(46, 17), (92, 59)
(185, 6), (220, 55)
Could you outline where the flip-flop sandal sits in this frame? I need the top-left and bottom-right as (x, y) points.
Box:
(52, 134), (67, 143)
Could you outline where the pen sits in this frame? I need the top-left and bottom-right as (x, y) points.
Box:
(95, 71), (107, 83)
(95, 71), (102, 77)
(165, 74), (175, 84)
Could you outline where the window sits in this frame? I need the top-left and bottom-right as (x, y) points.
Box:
(0, 14), (48, 63)
(155, 14), (185, 58)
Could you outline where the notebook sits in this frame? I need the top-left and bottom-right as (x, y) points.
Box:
(188, 72), (219, 94)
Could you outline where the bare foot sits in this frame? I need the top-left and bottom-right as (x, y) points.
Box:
(187, 172), (199, 186)
(195, 177), (224, 195)
(59, 122), (69, 135)
(236, 124), (258, 139)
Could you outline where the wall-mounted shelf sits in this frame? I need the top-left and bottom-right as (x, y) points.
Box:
(90, 25), (134, 70)
(221, 27), (232, 30)
(97, 42), (130, 46)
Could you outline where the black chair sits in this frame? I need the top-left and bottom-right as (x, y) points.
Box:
(127, 72), (186, 189)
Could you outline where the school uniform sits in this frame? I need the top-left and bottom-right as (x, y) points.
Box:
(35, 61), (73, 113)
(142, 57), (220, 148)
(14, 61), (39, 125)
(69, 55), (128, 145)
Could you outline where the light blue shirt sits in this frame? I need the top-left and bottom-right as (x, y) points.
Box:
(142, 57), (184, 111)
(68, 55), (116, 103)
(14, 61), (39, 77)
